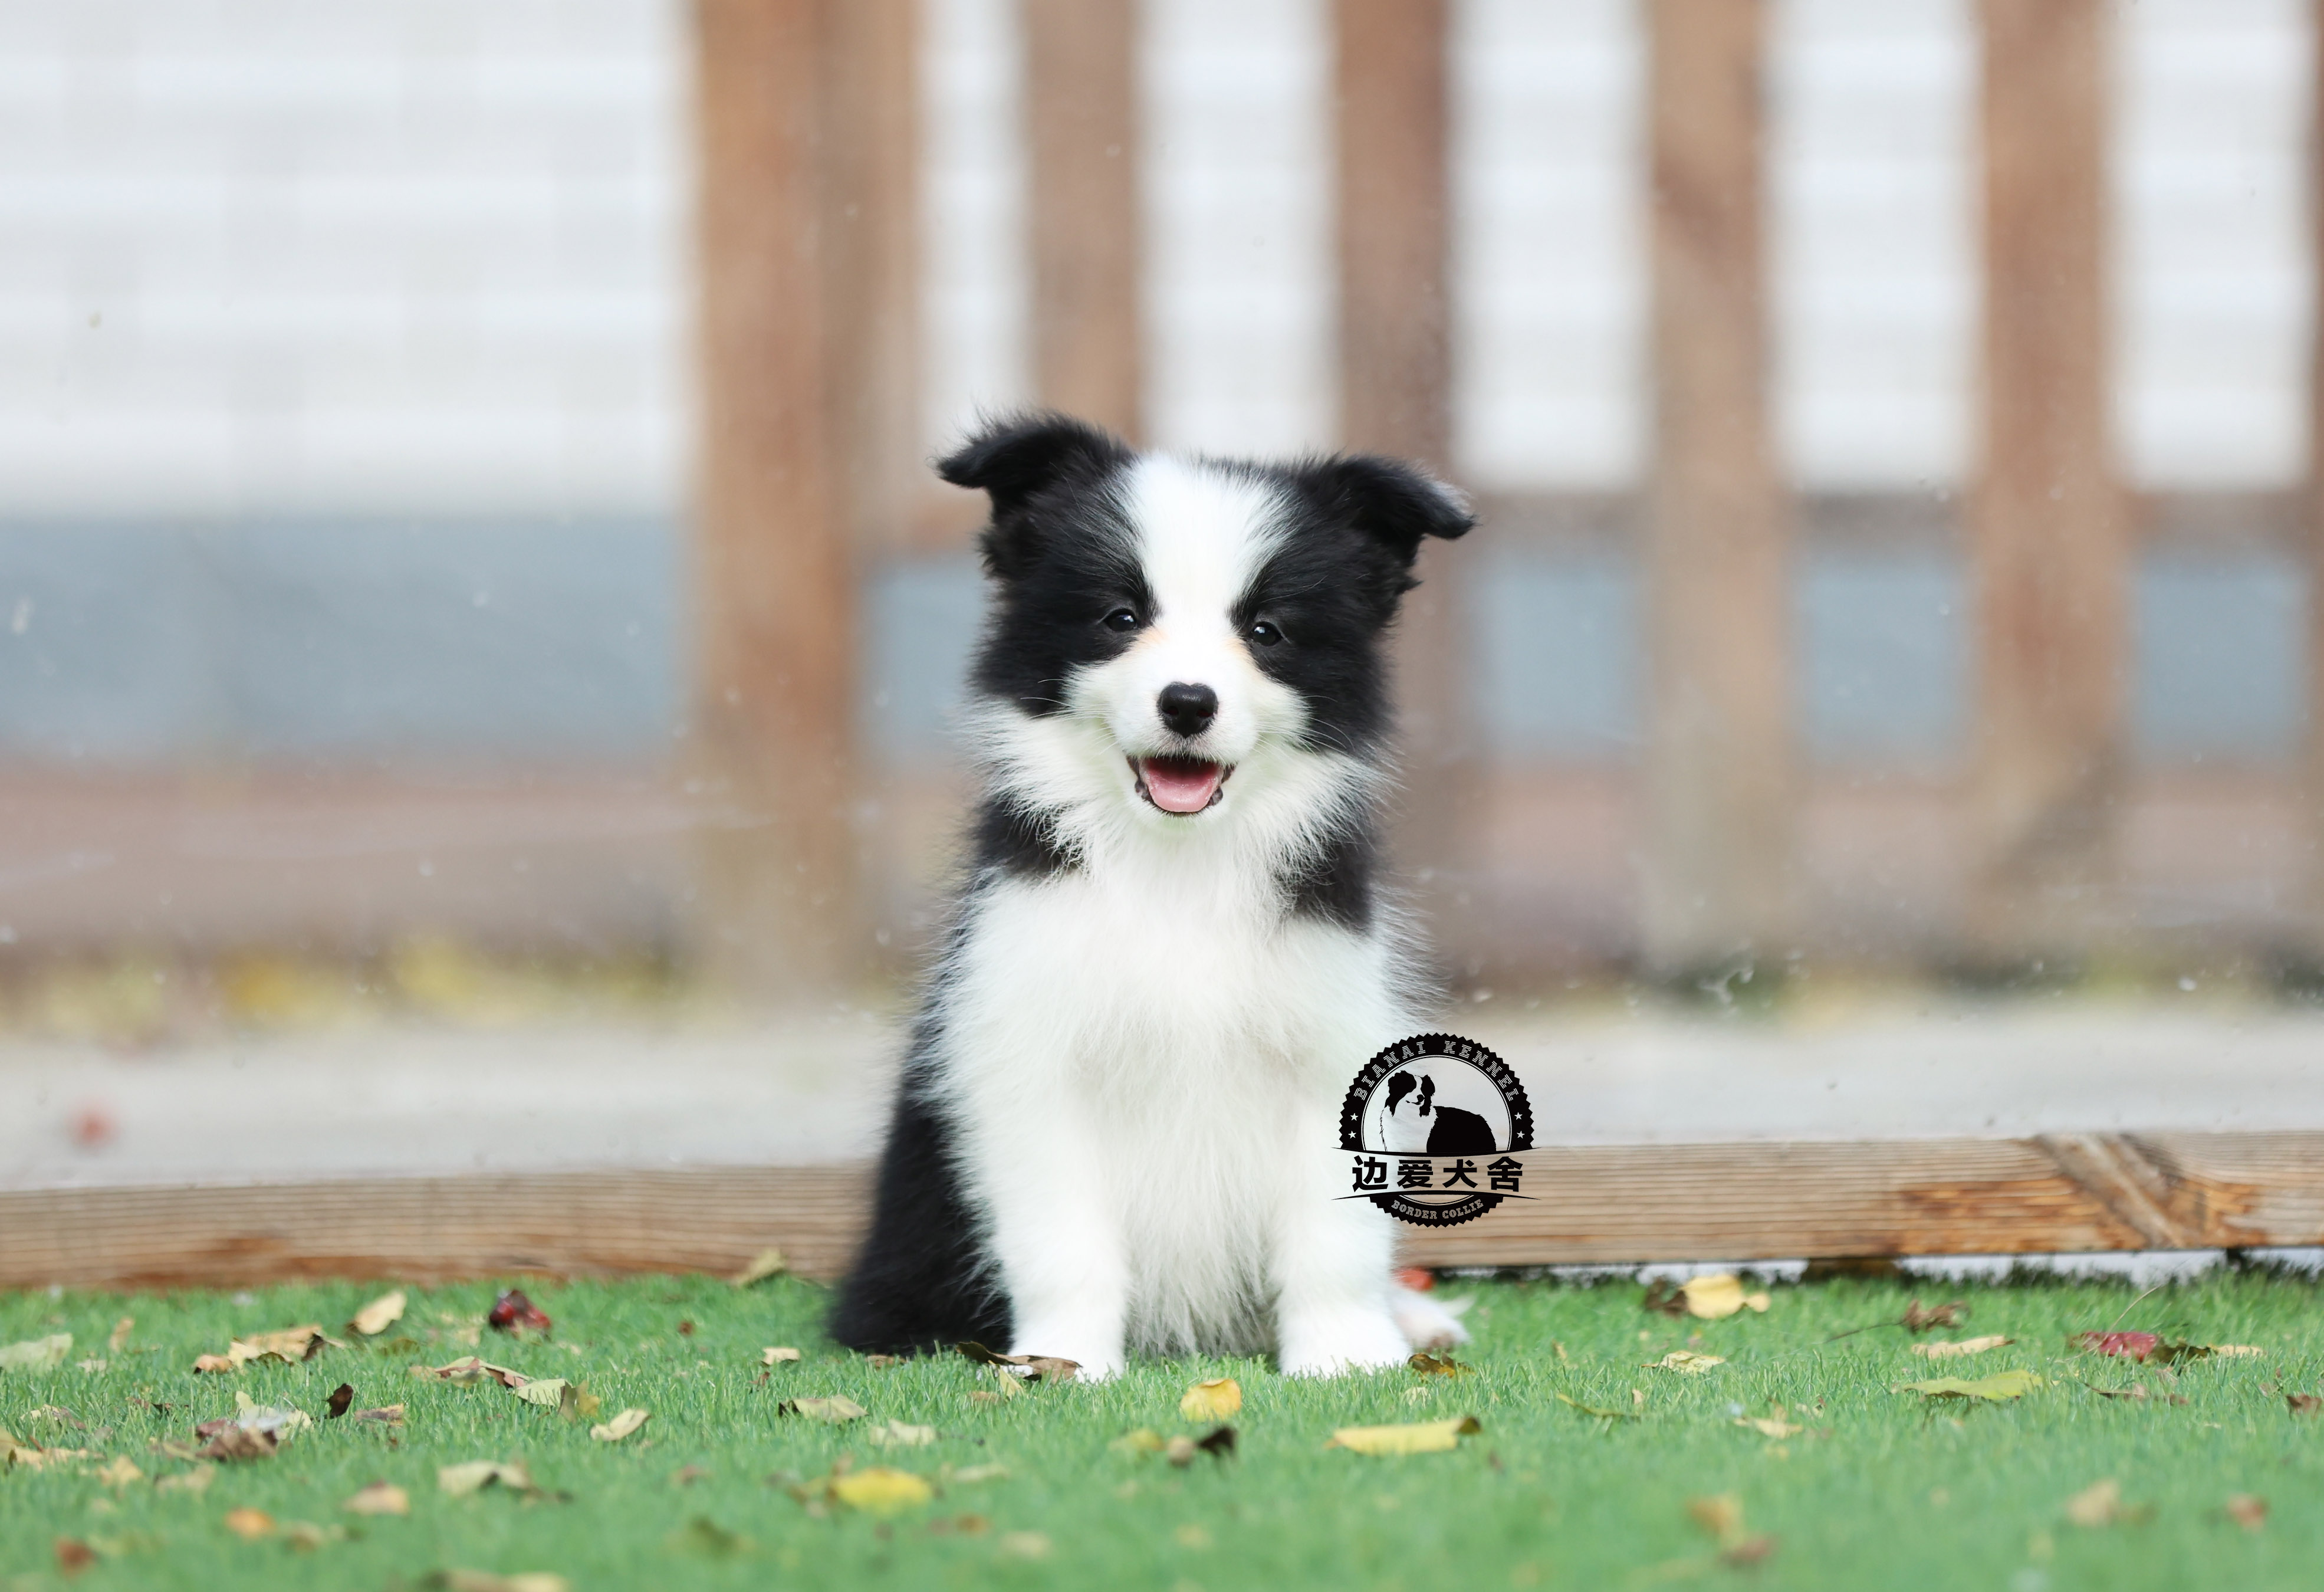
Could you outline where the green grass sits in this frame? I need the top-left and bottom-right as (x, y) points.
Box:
(3, 1269), (2320, 1590)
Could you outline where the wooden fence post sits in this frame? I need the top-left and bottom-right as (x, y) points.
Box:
(1969, 0), (2124, 960)
(1025, 0), (1142, 438)
(1333, 0), (1469, 970)
(692, 0), (917, 996)
(1641, 0), (1792, 976)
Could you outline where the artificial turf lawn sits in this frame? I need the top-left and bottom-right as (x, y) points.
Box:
(2, 1269), (2320, 1591)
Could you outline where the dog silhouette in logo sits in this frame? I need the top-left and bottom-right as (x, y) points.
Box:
(1381, 1070), (1498, 1156)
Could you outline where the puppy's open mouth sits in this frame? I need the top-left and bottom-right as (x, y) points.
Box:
(1130, 756), (1230, 815)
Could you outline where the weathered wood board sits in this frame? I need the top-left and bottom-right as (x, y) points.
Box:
(5, 1134), (2318, 1291)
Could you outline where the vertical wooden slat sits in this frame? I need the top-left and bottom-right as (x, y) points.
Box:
(1641, 0), (1792, 974)
(693, 0), (916, 994)
(2307, 0), (2324, 950)
(1334, 0), (1468, 969)
(1970, 0), (2124, 957)
(1025, 0), (1142, 438)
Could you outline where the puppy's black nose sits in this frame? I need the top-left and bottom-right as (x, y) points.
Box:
(1156, 681), (1218, 738)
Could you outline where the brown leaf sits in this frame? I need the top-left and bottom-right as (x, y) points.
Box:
(779, 1396), (867, 1423)
(223, 1507), (277, 1540)
(326, 1384), (356, 1419)
(192, 1354), (235, 1374)
(2287, 1393), (2321, 1416)
(352, 1404), (405, 1426)
(1641, 1279), (1687, 1318)
(1407, 1352), (1471, 1378)
(222, 1324), (337, 1369)
(1900, 1301), (1964, 1332)
(2224, 1494), (2267, 1531)
(2073, 1331), (2161, 1361)
(1688, 1494), (1746, 1544)
(672, 1465), (711, 1486)
(436, 1460), (534, 1497)
(54, 1538), (96, 1577)
(412, 1356), (529, 1389)
(349, 1291), (407, 1337)
(107, 1318), (134, 1354)
(197, 1427), (279, 1462)
(487, 1289), (551, 1336)
(344, 1481), (410, 1516)
(1195, 1425), (1237, 1458)
(955, 1342), (1080, 1383)
(1720, 1535), (1780, 1567)
(1554, 1393), (1636, 1420)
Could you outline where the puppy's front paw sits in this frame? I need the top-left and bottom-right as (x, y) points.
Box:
(1391, 1286), (1472, 1351)
(1280, 1308), (1411, 1378)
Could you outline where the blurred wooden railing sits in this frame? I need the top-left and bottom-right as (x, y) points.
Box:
(689, 0), (2324, 998)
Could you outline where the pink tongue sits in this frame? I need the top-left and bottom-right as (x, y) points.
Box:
(1141, 759), (1222, 814)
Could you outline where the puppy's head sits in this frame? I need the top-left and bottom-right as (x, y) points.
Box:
(942, 412), (1472, 830)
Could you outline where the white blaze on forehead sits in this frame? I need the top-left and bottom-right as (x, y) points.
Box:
(1120, 455), (1286, 632)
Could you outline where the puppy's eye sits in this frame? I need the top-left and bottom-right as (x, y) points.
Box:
(1102, 607), (1141, 633)
(1247, 619), (1284, 647)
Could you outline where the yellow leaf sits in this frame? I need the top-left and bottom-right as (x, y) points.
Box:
(1894, 1370), (2043, 1401)
(107, 1318), (134, 1354)
(0, 1333), (73, 1370)
(1912, 1336), (2013, 1359)
(1110, 1429), (1166, 1455)
(223, 1508), (277, 1540)
(780, 1396), (867, 1423)
(591, 1407), (651, 1442)
(1327, 1416), (1482, 1455)
(2210, 1345), (2265, 1358)
(344, 1482), (410, 1516)
(732, 1249), (788, 1287)
(2065, 1479), (2122, 1528)
(1649, 1351), (1725, 1373)
(1688, 1493), (1745, 1544)
(1179, 1378), (1242, 1420)
(350, 1291), (407, 1337)
(831, 1466), (935, 1513)
(1679, 1275), (1747, 1319)
(438, 1460), (533, 1496)
(1737, 1417), (1802, 1439)
(865, 1420), (938, 1447)
(762, 1346), (803, 1365)
(221, 1325), (336, 1369)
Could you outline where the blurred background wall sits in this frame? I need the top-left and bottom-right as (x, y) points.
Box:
(0, 0), (2316, 996)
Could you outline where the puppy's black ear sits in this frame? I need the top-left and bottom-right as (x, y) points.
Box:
(937, 412), (1129, 517)
(1298, 454), (1475, 567)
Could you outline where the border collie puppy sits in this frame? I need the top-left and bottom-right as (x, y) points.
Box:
(830, 412), (1473, 1377)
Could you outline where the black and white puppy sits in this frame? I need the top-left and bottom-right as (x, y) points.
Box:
(831, 412), (1474, 1377)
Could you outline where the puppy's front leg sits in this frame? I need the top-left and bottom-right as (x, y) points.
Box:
(1271, 1131), (1407, 1377)
(982, 1143), (1130, 1380)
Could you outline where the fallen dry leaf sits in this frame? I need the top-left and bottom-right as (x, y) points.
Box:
(487, 1289), (551, 1336)
(2286, 1393), (2320, 1416)
(1195, 1426), (1235, 1459)
(344, 1481), (410, 1516)
(1688, 1493), (1746, 1544)
(1554, 1393), (1636, 1420)
(2224, 1494), (2267, 1531)
(94, 1456), (144, 1488)
(437, 1460), (534, 1497)
(1894, 1370), (2042, 1402)
(1180, 1377), (1243, 1419)
(1648, 1351), (1725, 1374)
(512, 1377), (571, 1409)
(428, 1573), (571, 1592)
(732, 1248), (788, 1287)
(1674, 1275), (1772, 1321)
(413, 1356), (529, 1389)
(224, 1325), (337, 1370)
(1900, 1301), (1965, 1332)
(591, 1407), (650, 1442)
(1327, 1415), (1482, 1455)
(946, 1462), (1011, 1485)
(996, 1531), (1052, 1560)
(1721, 1535), (1780, 1567)
(55, 1538), (96, 1575)
(2073, 1331), (2161, 1361)
(780, 1396), (867, 1423)
(353, 1404), (406, 1426)
(326, 1384), (356, 1419)
(0, 1333), (73, 1371)
(1407, 1351), (1471, 1377)
(864, 1419), (938, 1448)
(1110, 1429), (1166, 1455)
(1163, 1436), (1196, 1466)
(1737, 1416), (1803, 1439)
(955, 1342), (1080, 1384)
(1912, 1336), (2013, 1360)
(831, 1466), (935, 1513)
(2210, 1344), (2265, 1358)
(223, 1507), (277, 1541)
(196, 1427), (278, 1463)
(281, 1520), (347, 1551)
(107, 1318), (133, 1354)
(2063, 1478), (2154, 1528)
(192, 1355), (235, 1374)
(156, 1468), (215, 1495)
(350, 1291), (407, 1337)
(762, 1346), (803, 1365)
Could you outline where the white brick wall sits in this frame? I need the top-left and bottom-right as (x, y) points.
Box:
(0, 0), (688, 519)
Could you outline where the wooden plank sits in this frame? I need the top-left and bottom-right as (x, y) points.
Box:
(1025, 0), (1142, 438)
(1968, 0), (2125, 956)
(693, 0), (916, 994)
(1332, 0), (1474, 969)
(1641, 0), (1793, 976)
(8, 1134), (2322, 1291)
(2309, 0), (2324, 953)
